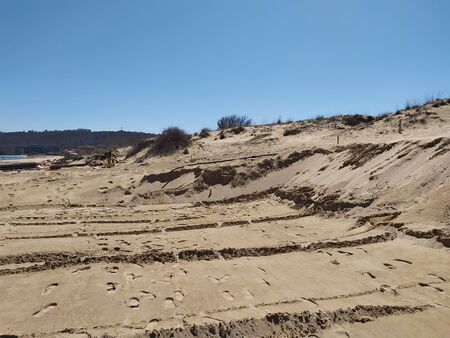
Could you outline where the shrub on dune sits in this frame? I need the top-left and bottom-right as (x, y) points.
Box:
(217, 115), (252, 130)
(153, 127), (191, 155)
(199, 128), (211, 138)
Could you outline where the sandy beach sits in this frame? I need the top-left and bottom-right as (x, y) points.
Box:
(0, 101), (449, 337)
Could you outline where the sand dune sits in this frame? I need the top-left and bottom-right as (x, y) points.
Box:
(0, 101), (449, 337)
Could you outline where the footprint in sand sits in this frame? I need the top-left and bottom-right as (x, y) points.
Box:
(139, 291), (156, 299)
(42, 283), (59, 295)
(393, 258), (412, 264)
(260, 278), (271, 287)
(145, 319), (159, 331)
(72, 266), (91, 274)
(105, 266), (119, 274)
(33, 303), (57, 317)
(337, 250), (353, 256)
(380, 284), (399, 296)
(164, 298), (176, 309)
(418, 282), (444, 292)
(242, 289), (254, 300)
(428, 273), (446, 282)
(176, 268), (188, 277)
(117, 239), (131, 246)
(361, 271), (376, 279)
(174, 290), (184, 302)
(383, 263), (396, 270)
(127, 297), (140, 308)
(208, 274), (230, 285)
(125, 272), (142, 282)
(106, 282), (118, 294)
(221, 291), (234, 301)
(162, 272), (175, 282)
(327, 331), (350, 337)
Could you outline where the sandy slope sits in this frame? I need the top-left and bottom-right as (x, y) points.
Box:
(0, 101), (449, 337)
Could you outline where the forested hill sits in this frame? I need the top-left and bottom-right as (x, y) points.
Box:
(0, 129), (155, 154)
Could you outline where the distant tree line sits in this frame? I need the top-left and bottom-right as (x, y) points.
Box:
(0, 129), (155, 155)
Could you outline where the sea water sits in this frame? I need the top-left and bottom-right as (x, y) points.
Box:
(0, 155), (29, 161)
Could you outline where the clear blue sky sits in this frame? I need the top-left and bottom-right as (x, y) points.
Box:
(1, 0), (449, 133)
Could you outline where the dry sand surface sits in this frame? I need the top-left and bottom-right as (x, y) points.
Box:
(0, 101), (449, 337)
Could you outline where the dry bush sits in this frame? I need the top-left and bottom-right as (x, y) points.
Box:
(217, 115), (252, 130)
(431, 99), (449, 108)
(342, 114), (374, 126)
(314, 115), (325, 121)
(230, 126), (246, 134)
(199, 128), (211, 138)
(374, 112), (391, 121)
(153, 127), (191, 155)
(283, 126), (303, 136)
(403, 94), (445, 111)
